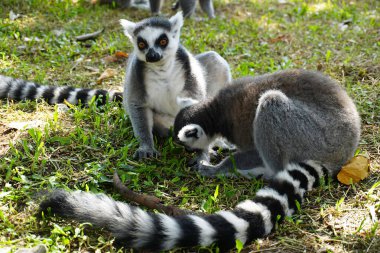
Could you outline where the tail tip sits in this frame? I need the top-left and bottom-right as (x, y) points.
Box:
(38, 189), (72, 218)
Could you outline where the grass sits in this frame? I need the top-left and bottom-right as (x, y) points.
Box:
(0, 0), (379, 252)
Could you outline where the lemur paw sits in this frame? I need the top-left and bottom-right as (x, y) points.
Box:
(188, 151), (210, 167)
(195, 160), (220, 177)
(133, 147), (160, 160)
(211, 138), (237, 153)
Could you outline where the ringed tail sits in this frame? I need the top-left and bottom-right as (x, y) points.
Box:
(0, 75), (123, 106)
(39, 161), (329, 252)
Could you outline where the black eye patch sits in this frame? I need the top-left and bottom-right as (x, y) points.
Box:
(155, 34), (169, 48)
(185, 129), (198, 138)
(137, 36), (148, 50)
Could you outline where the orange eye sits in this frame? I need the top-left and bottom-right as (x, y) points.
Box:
(138, 42), (146, 49)
(159, 39), (168, 46)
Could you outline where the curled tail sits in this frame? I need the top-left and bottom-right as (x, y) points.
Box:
(0, 75), (122, 106)
(39, 161), (329, 251)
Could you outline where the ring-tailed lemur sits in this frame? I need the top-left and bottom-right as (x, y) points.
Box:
(171, 0), (215, 18)
(120, 12), (231, 160)
(99, 0), (215, 18)
(0, 75), (123, 106)
(174, 69), (361, 179)
(39, 69), (360, 252)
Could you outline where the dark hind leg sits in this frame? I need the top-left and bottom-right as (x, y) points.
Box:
(179, 0), (197, 18)
(149, 0), (164, 15)
(254, 89), (325, 173)
(199, 0), (215, 18)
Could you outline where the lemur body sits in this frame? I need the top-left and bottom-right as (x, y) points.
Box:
(0, 75), (123, 106)
(40, 69), (360, 252)
(120, 13), (231, 159)
(174, 69), (361, 178)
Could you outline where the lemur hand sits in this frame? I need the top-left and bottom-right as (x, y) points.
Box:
(194, 160), (220, 177)
(187, 150), (210, 167)
(133, 146), (160, 160)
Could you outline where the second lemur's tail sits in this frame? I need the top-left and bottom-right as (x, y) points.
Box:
(0, 75), (122, 106)
(39, 161), (329, 252)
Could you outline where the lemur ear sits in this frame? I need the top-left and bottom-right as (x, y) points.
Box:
(178, 124), (204, 142)
(120, 19), (136, 40)
(176, 97), (199, 109)
(170, 12), (184, 32)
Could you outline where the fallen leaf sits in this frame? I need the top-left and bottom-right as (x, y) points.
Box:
(115, 51), (129, 59)
(102, 51), (129, 64)
(268, 34), (290, 44)
(97, 68), (117, 84)
(337, 155), (370, 185)
(102, 55), (119, 64)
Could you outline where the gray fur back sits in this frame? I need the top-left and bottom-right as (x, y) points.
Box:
(195, 51), (232, 97)
(176, 69), (361, 175)
(232, 70), (360, 174)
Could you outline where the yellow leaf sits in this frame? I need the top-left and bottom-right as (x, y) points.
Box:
(337, 155), (370, 185)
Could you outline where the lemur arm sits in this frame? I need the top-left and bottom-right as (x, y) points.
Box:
(127, 103), (159, 159)
(195, 149), (273, 179)
(124, 58), (159, 160)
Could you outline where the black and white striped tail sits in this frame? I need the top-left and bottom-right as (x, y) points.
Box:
(39, 161), (329, 252)
(0, 75), (122, 106)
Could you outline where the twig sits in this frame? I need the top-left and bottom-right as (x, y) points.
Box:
(75, 28), (105, 41)
(113, 171), (194, 216)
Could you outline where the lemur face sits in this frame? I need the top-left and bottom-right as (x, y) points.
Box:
(176, 124), (212, 151)
(174, 99), (213, 152)
(120, 12), (183, 63)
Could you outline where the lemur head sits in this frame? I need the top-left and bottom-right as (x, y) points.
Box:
(120, 12), (183, 63)
(173, 97), (215, 151)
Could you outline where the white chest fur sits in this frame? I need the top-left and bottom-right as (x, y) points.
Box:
(144, 59), (186, 116)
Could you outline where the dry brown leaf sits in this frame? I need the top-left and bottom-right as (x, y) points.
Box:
(115, 51), (129, 59)
(269, 34), (291, 44)
(103, 52), (129, 64)
(102, 55), (118, 64)
(97, 68), (117, 84)
(337, 155), (370, 185)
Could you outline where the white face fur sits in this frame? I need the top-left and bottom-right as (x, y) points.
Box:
(177, 124), (213, 151)
(120, 12), (183, 63)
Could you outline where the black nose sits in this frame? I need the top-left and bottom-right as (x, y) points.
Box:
(146, 48), (161, 62)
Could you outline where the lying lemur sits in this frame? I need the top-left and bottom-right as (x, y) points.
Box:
(40, 69), (361, 252)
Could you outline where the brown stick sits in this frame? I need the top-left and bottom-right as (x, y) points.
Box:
(75, 28), (105, 41)
(113, 171), (194, 216)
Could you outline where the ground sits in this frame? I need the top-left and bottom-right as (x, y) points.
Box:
(0, 0), (379, 252)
